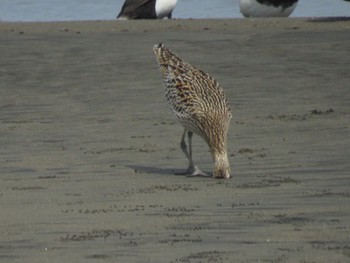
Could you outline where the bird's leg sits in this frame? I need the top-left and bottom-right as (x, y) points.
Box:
(187, 131), (208, 176)
(175, 129), (208, 177)
(180, 129), (190, 160)
(187, 131), (196, 170)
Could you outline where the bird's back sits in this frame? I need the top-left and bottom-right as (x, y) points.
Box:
(117, 0), (157, 19)
(153, 43), (231, 140)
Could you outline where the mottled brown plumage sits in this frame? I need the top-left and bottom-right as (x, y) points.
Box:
(153, 43), (232, 178)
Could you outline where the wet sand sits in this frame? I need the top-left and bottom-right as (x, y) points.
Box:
(0, 18), (349, 262)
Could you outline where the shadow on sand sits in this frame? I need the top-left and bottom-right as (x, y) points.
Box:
(127, 165), (211, 178)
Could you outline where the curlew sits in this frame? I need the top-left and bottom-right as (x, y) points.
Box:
(117, 0), (177, 20)
(153, 43), (232, 179)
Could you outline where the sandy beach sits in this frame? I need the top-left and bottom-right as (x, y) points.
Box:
(0, 18), (349, 262)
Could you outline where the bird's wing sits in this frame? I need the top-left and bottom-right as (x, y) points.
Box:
(118, 0), (154, 18)
(154, 43), (230, 117)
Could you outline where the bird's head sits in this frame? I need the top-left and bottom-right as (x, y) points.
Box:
(213, 152), (231, 179)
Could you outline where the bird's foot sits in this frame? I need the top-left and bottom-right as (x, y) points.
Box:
(175, 165), (209, 177)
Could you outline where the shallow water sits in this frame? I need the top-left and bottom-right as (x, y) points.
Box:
(0, 0), (350, 22)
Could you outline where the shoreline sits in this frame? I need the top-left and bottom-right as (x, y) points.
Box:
(1, 17), (350, 33)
